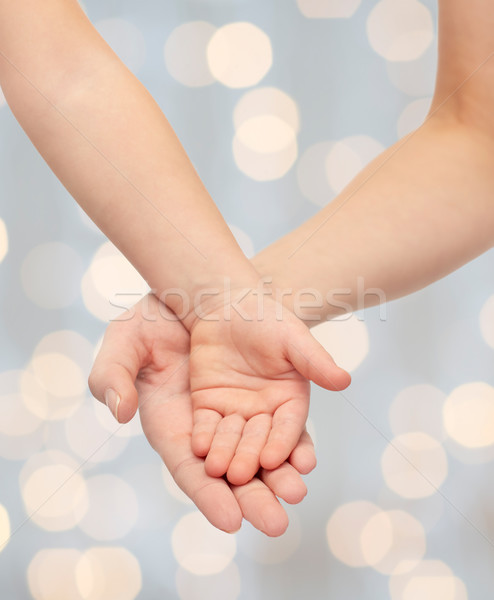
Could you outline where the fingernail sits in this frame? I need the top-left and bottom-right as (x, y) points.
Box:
(105, 388), (121, 422)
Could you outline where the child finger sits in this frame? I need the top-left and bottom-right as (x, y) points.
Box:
(289, 429), (317, 475)
(226, 413), (271, 486)
(259, 399), (308, 471)
(191, 408), (222, 457)
(259, 462), (308, 505)
(204, 413), (246, 477)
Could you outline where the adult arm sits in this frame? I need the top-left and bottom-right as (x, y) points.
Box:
(253, 0), (494, 323)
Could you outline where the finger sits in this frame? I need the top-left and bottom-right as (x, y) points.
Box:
(260, 399), (309, 471)
(286, 329), (351, 391)
(191, 408), (222, 457)
(259, 462), (307, 505)
(88, 321), (143, 424)
(289, 429), (317, 475)
(169, 455), (243, 534)
(140, 390), (242, 534)
(231, 478), (288, 537)
(226, 414), (271, 486)
(204, 414), (246, 477)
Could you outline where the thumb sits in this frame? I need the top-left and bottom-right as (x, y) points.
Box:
(88, 323), (141, 424)
(286, 327), (351, 391)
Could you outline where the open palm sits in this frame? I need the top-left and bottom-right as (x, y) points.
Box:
(190, 293), (351, 485)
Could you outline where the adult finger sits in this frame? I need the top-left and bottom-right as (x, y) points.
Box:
(88, 320), (143, 423)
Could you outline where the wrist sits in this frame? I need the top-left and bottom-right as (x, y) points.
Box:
(159, 271), (265, 333)
(250, 257), (329, 327)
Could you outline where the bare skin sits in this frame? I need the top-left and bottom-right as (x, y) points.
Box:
(89, 296), (317, 536)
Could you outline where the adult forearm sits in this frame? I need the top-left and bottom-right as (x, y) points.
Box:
(253, 0), (494, 325)
(253, 117), (494, 325)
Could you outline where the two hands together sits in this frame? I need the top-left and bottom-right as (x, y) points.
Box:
(89, 292), (350, 536)
(2, 0), (493, 543)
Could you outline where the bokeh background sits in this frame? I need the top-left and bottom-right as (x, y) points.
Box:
(1, 0), (494, 598)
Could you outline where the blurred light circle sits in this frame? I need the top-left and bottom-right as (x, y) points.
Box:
(0, 88), (6, 108)
(65, 403), (129, 464)
(367, 0), (434, 62)
(172, 511), (237, 575)
(0, 391), (42, 436)
(33, 329), (94, 373)
(228, 224), (255, 259)
(297, 0), (361, 18)
(236, 115), (296, 154)
(397, 97), (431, 138)
(0, 375), (44, 459)
(94, 18), (146, 74)
(326, 135), (385, 194)
(162, 465), (194, 506)
(27, 549), (83, 600)
(79, 474), (139, 541)
(176, 562), (241, 600)
(443, 382), (494, 448)
(360, 511), (393, 566)
(232, 88), (299, 181)
(480, 294), (494, 349)
(389, 384), (446, 441)
(233, 87), (300, 133)
(20, 450), (88, 531)
(365, 510), (426, 575)
(311, 314), (369, 372)
(81, 241), (148, 322)
(233, 134), (298, 181)
(21, 242), (83, 309)
(237, 511), (301, 564)
(207, 22), (272, 88)
(0, 370), (43, 436)
(0, 504), (10, 553)
(21, 367), (83, 422)
(164, 21), (217, 87)
(381, 432), (448, 499)
(297, 141), (336, 207)
(31, 352), (85, 399)
(386, 44), (436, 96)
(389, 560), (468, 600)
(0, 218), (8, 262)
(326, 501), (382, 567)
(75, 547), (142, 600)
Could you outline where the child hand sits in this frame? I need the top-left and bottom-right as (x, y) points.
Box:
(189, 290), (351, 485)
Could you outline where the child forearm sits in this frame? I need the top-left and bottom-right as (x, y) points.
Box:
(0, 0), (259, 326)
